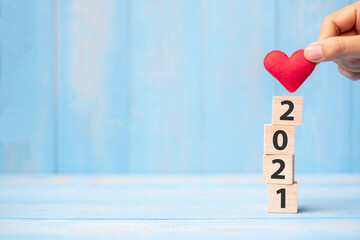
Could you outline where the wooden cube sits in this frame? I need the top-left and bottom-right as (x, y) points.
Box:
(268, 182), (298, 213)
(263, 154), (294, 184)
(264, 124), (295, 154)
(272, 96), (303, 126)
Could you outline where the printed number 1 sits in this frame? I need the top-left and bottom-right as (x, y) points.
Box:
(276, 188), (286, 208)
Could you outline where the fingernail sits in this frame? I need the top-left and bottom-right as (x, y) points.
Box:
(305, 44), (323, 61)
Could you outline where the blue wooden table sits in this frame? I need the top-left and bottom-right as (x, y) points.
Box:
(0, 174), (359, 239)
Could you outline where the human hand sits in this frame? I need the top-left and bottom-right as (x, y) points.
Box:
(304, 1), (360, 80)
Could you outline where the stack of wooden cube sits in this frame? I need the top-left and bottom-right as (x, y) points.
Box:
(263, 96), (303, 213)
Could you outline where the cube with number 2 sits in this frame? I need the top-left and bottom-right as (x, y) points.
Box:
(272, 96), (303, 126)
(263, 155), (294, 185)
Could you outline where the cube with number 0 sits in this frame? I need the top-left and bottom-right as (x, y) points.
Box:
(264, 124), (295, 155)
(268, 182), (298, 213)
(272, 96), (303, 126)
(263, 154), (294, 185)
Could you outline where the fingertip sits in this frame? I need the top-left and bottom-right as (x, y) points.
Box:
(304, 43), (323, 62)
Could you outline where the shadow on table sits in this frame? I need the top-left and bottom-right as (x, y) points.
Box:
(298, 200), (360, 214)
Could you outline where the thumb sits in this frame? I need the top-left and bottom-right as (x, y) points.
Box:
(304, 35), (360, 63)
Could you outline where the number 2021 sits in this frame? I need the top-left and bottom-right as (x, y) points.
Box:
(274, 100), (294, 208)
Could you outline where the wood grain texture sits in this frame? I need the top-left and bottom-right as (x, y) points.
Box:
(264, 124), (295, 155)
(350, 81), (360, 172)
(0, 174), (359, 219)
(201, 0), (275, 173)
(272, 96), (303, 126)
(0, 0), (56, 172)
(1, 0), (359, 174)
(57, 0), (131, 173)
(1, 219), (360, 240)
(129, 0), (203, 173)
(268, 181), (298, 213)
(0, 175), (360, 239)
(263, 154), (294, 184)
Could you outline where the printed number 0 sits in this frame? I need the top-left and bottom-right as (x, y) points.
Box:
(271, 159), (285, 179)
(280, 100), (294, 121)
(273, 130), (288, 150)
(277, 188), (286, 208)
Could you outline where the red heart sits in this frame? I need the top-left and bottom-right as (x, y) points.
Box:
(263, 49), (316, 93)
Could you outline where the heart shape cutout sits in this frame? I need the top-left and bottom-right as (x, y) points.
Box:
(263, 49), (316, 93)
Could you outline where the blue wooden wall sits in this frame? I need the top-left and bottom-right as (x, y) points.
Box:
(0, 0), (358, 174)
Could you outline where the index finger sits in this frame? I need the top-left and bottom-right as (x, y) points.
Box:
(318, 2), (360, 41)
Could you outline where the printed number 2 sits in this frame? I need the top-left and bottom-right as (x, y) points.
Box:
(276, 188), (286, 208)
(280, 100), (294, 121)
(271, 159), (285, 179)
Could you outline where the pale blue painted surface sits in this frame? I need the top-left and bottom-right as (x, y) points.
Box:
(0, 0), (56, 172)
(350, 0), (360, 172)
(200, 0), (275, 173)
(129, 0), (204, 173)
(57, 0), (131, 173)
(0, 0), (359, 173)
(0, 174), (360, 239)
